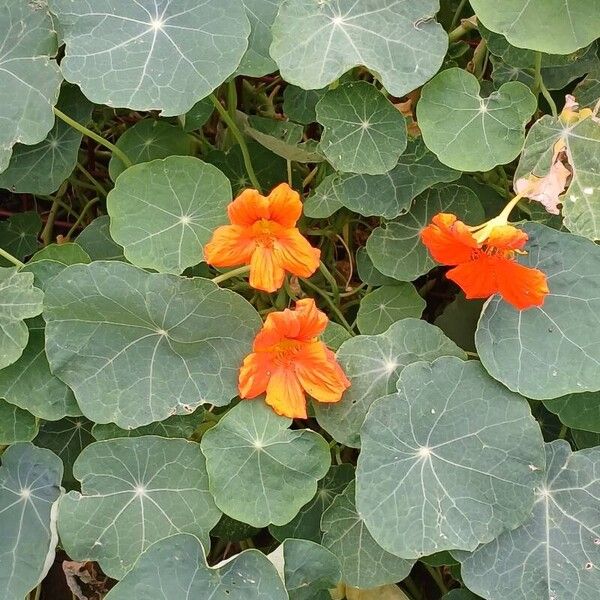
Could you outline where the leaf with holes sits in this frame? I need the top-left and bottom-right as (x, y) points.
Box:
(0, 267), (44, 370)
(515, 111), (600, 241)
(418, 68), (536, 172)
(201, 400), (331, 527)
(43, 261), (261, 429)
(476, 224), (600, 400)
(366, 184), (484, 282)
(0, 85), (93, 195)
(356, 284), (425, 335)
(0, 443), (63, 600)
(270, 0), (447, 98)
(470, 0), (600, 54)
(109, 119), (193, 181)
(356, 357), (545, 558)
(50, 0), (250, 116)
(458, 440), (600, 600)
(270, 463), (354, 543)
(0, 0), (62, 173)
(322, 481), (414, 589)
(107, 157), (231, 274)
(314, 319), (465, 448)
(105, 533), (287, 600)
(58, 436), (221, 579)
(316, 82), (407, 175)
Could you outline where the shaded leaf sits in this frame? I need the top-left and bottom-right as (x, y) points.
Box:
(0, 212), (42, 265)
(283, 86), (326, 125)
(0, 399), (39, 444)
(543, 392), (600, 433)
(76, 216), (125, 261)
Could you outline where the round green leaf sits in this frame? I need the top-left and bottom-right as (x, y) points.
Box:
(238, 0), (282, 77)
(280, 539), (341, 600)
(0, 399), (38, 444)
(34, 417), (94, 487)
(105, 533), (287, 600)
(270, 0), (447, 98)
(476, 224), (600, 400)
(0, 212), (42, 265)
(366, 184), (484, 282)
(283, 86), (326, 125)
(43, 261), (261, 429)
(76, 216), (126, 262)
(515, 112), (600, 241)
(107, 157), (231, 274)
(572, 429), (600, 450)
(356, 357), (545, 558)
(50, 0), (250, 116)
(321, 322), (352, 352)
(470, 0), (600, 54)
(59, 436), (221, 579)
(92, 411), (205, 440)
(0, 443), (63, 600)
(270, 464), (354, 543)
(316, 82), (407, 175)
(544, 392), (600, 432)
(434, 293), (484, 354)
(0, 268), (44, 370)
(306, 138), (461, 219)
(180, 97), (214, 132)
(459, 440), (600, 600)
(314, 319), (466, 448)
(356, 284), (425, 335)
(201, 401), (331, 527)
(0, 0), (62, 172)
(322, 481), (414, 588)
(0, 85), (92, 194)
(355, 248), (398, 287)
(31, 242), (91, 265)
(418, 68), (536, 172)
(574, 63), (600, 109)
(108, 119), (192, 181)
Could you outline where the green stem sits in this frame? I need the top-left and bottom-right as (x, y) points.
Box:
(448, 16), (477, 43)
(558, 424), (569, 440)
(300, 276), (354, 335)
(286, 159), (293, 187)
(211, 265), (251, 285)
(0, 247), (24, 268)
(450, 0), (469, 29)
(65, 197), (99, 240)
(76, 162), (108, 196)
(209, 94), (261, 191)
(319, 260), (340, 306)
(227, 79), (238, 122)
(472, 39), (488, 79)
(533, 52), (558, 117)
(41, 199), (60, 246)
(424, 564), (449, 595)
(53, 106), (133, 168)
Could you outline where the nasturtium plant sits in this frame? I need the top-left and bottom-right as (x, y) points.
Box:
(0, 1), (599, 598)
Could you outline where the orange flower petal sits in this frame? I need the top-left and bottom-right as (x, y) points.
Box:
(238, 352), (271, 399)
(273, 228), (321, 278)
(293, 298), (328, 339)
(227, 189), (269, 226)
(249, 246), (286, 293)
(204, 225), (255, 267)
(295, 343), (350, 403)
(486, 225), (528, 251)
(495, 260), (549, 310)
(267, 183), (302, 228)
(265, 367), (307, 419)
(446, 257), (498, 300)
(421, 213), (479, 265)
(448, 255), (549, 310)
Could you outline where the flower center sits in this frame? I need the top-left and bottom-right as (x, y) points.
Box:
(252, 219), (277, 248)
(270, 338), (305, 367)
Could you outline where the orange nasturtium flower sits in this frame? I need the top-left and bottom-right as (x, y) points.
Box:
(420, 206), (549, 310)
(204, 183), (320, 293)
(239, 298), (350, 419)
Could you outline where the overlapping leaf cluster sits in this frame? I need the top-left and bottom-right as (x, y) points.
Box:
(0, 1), (599, 600)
